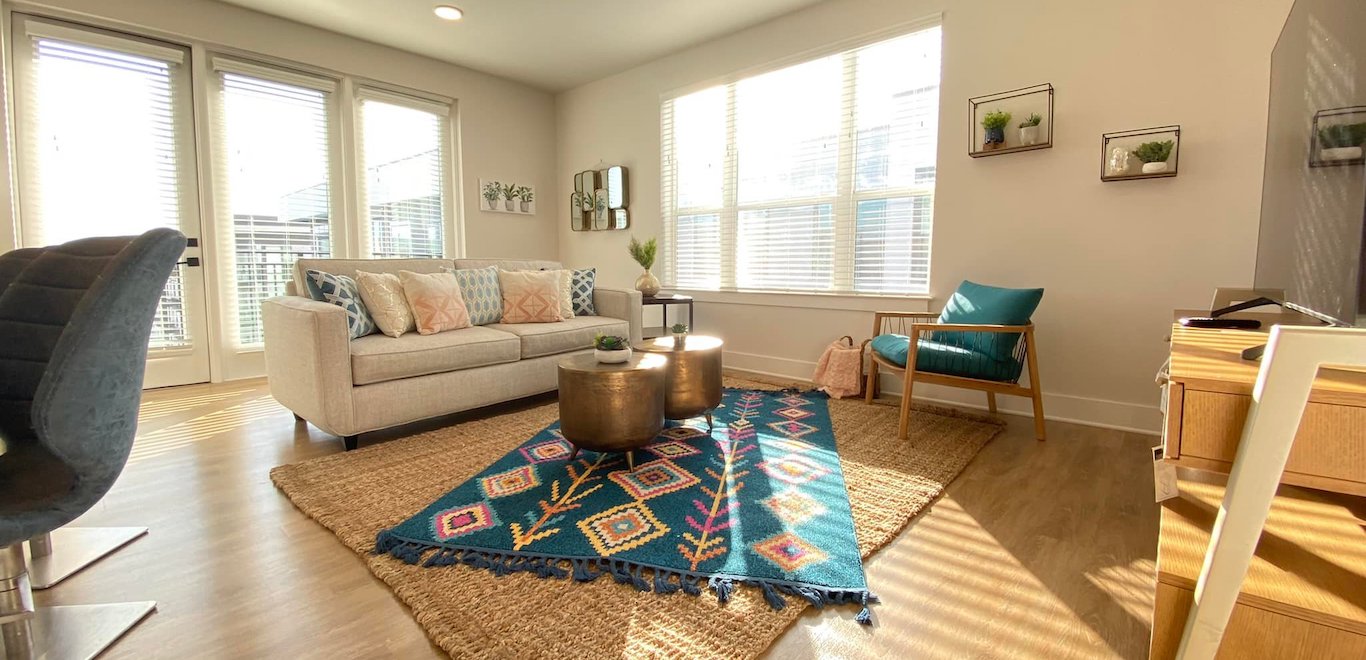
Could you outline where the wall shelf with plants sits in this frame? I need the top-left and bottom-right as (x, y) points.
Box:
(1309, 106), (1366, 167)
(967, 83), (1054, 158)
(1100, 125), (1181, 182)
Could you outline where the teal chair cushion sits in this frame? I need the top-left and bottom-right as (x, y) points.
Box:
(870, 334), (1023, 382)
(935, 280), (1043, 361)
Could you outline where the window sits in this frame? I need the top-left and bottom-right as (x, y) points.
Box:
(661, 25), (942, 295)
(212, 59), (336, 347)
(11, 18), (198, 349)
(357, 91), (449, 258)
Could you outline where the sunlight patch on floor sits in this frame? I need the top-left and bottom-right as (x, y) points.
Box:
(130, 395), (288, 463)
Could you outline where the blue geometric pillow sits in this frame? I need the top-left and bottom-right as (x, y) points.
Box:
(571, 268), (596, 316)
(448, 265), (503, 325)
(303, 269), (377, 339)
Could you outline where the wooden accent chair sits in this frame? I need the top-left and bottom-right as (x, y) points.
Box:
(862, 281), (1046, 441)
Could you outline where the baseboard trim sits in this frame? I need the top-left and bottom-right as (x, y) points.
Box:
(723, 349), (1161, 436)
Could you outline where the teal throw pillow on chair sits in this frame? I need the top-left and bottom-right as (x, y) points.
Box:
(934, 280), (1043, 361)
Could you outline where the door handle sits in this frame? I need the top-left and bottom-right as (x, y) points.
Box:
(176, 257), (201, 267)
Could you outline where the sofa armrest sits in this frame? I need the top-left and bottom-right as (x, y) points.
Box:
(261, 296), (355, 436)
(593, 287), (643, 345)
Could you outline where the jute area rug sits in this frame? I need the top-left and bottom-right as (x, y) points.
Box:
(270, 379), (1005, 659)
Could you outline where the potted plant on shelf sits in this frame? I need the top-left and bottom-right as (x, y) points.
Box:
(594, 334), (631, 364)
(482, 181), (501, 210)
(981, 110), (1011, 151)
(502, 183), (519, 211)
(628, 235), (660, 297)
(1133, 140), (1176, 174)
(517, 186), (534, 212)
(1318, 122), (1366, 162)
(1019, 113), (1042, 146)
(670, 323), (688, 347)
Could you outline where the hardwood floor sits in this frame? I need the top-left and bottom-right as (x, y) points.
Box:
(35, 378), (1160, 659)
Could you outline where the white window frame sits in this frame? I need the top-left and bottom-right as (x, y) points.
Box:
(660, 16), (941, 299)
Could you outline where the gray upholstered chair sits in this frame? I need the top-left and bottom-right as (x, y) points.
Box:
(0, 228), (184, 659)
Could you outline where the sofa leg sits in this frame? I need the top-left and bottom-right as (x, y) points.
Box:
(342, 435), (359, 451)
(292, 413), (305, 423)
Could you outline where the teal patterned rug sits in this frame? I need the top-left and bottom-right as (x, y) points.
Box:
(376, 388), (875, 622)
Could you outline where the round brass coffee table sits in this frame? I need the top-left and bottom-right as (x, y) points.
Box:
(635, 335), (724, 429)
(557, 352), (667, 470)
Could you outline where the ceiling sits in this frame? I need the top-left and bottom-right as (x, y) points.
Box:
(217, 0), (828, 91)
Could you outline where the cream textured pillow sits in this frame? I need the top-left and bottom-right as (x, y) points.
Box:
(553, 269), (575, 320)
(498, 269), (563, 324)
(355, 271), (415, 338)
(399, 270), (472, 335)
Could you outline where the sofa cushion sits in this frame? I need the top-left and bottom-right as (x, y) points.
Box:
(488, 316), (629, 359)
(303, 270), (376, 339)
(570, 268), (596, 316)
(349, 326), (519, 385)
(498, 269), (563, 323)
(447, 265), (503, 326)
(400, 270), (472, 335)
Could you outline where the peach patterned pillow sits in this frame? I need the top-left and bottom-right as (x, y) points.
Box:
(398, 270), (472, 335)
(553, 269), (575, 320)
(498, 269), (563, 324)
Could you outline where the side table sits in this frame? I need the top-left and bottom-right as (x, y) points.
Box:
(635, 335), (724, 430)
(556, 352), (667, 470)
(641, 294), (694, 339)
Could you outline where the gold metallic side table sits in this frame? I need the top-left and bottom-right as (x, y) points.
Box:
(636, 335), (724, 429)
(557, 352), (667, 470)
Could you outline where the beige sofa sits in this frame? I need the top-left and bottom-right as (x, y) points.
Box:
(262, 258), (641, 449)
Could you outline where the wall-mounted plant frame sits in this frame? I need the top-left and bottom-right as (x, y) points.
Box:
(968, 83), (1054, 158)
(1309, 106), (1366, 168)
(479, 179), (537, 214)
(1100, 125), (1181, 182)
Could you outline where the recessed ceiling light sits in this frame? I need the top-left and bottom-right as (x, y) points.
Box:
(433, 5), (464, 20)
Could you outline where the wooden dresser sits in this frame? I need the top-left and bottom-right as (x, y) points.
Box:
(1164, 315), (1366, 495)
(1151, 471), (1366, 659)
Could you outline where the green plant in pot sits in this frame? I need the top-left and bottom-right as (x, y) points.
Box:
(594, 334), (631, 364)
(482, 181), (501, 210)
(1018, 113), (1042, 146)
(502, 183), (519, 211)
(628, 235), (660, 297)
(1318, 122), (1366, 162)
(517, 186), (534, 212)
(981, 110), (1012, 150)
(670, 322), (688, 347)
(1133, 140), (1175, 174)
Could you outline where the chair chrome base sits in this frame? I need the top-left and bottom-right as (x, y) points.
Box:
(1, 601), (156, 660)
(28, 528), (148, 590)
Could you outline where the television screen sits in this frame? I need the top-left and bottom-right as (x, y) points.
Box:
(1254, 0), (1366, 327)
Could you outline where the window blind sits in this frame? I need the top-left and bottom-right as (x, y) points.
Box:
(357, 91), (448, 258)
(661, 24), (942, 295)
(211, 60), (336, 347)
(13, 22), (194, 349)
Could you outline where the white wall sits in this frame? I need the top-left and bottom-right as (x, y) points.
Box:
(555, 0), (1295, 433)
(2, 0), (558, 382)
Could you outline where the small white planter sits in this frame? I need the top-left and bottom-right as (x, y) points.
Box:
(595, 347), (632, 364)
(1321, 146), (1363, 162)
(486, 198), (498, 210)
(504, 199), (515, 211)
(1019, 125), (1040, 146)
(520, 200), (531, 212)
(1141, 161), (1170, 174)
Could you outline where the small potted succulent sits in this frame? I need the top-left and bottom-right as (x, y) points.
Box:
(670, 323), (688, 347)
(981, 110), (1012, 150)
(594, 334), (631, 364)
(502, 183), (519, 211)
(517, 186), (534, 212)
(1318, 122), (1366, 162)
(482, 181), (501, 210)
(1133, 140), (1176, 174)
(1018, 113), (1042, 146)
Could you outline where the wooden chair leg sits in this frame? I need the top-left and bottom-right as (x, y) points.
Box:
(1024, 326), (1046, 441)
(865, 361), (879, 404)
(1030, 387), (1046, 441)
(897, 372), (914, 440)
(987, 392), (997, 413)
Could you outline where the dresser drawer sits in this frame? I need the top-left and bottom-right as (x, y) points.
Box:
(1168, 386), (1366, 494)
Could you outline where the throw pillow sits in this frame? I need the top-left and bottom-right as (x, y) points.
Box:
(498, 269), (563, 324)
(399, 270), (472, 335)
(446, 265), (503, 326)
(303, 269), (377, 340)
(554, 269), (575, 320)
(935, 280), (1044, 362)
(571, 267), (596, 316)
(355, 271), (415, 338)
